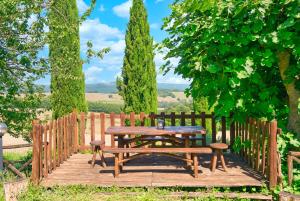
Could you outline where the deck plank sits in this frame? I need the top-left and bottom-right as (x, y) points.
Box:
(41, 153), (263, 187)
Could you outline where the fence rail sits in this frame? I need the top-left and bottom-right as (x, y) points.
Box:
(31, 111), (280, 188)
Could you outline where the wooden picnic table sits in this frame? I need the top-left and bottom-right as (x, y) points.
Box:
(105, 126), (206, 148)
(104, 126), (207, 177)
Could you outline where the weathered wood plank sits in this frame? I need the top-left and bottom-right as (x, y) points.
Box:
(42, 153), (263, 188)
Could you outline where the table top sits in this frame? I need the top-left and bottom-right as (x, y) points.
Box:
(105, 126), (206, 136)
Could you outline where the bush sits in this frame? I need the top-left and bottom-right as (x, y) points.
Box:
(158, 89), (176, 98)
(88, 101), (123, 113)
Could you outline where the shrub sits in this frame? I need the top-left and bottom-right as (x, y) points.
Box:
(88, 101), (123, 113)
(158, 90), (176, 98)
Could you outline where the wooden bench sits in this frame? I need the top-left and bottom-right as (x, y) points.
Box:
(103, 147), (212, 178)
(115, 135), (206, 147)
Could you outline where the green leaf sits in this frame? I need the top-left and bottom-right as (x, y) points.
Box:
(207, 64), (221, 73)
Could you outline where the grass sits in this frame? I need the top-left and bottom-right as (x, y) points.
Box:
(0, 151), (33, 201)
(17, 185), (257, 201)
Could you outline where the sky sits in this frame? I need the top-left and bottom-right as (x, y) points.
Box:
(37, 0), (189, 85)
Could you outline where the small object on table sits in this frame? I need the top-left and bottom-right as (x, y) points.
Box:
(210, 143), (228, 172)
(90, 140), (106, 167)
(157, 118), (165, 130)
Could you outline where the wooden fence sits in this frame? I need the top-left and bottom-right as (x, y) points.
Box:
(31, 112), (281, 188)
(231, 119), (282, 188)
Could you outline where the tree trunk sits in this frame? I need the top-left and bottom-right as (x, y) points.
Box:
(278, 51), (300, 135)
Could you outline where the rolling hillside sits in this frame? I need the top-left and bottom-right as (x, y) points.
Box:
(41, 82), (189, 93)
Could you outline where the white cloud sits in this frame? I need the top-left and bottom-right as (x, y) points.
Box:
(150, 23), (160, 29)
(157, 74), (190, 84)
(113, 0), (132, 18)
(155, 0), (164, 3)
(85, 66), (103, 83)
(77, 0), (89, 15)
(79, 17), (186, 84)
(99, 4), (105, 12)
(80, 18), (125, 75)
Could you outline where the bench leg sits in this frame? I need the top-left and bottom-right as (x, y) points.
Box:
(211, 151), (218, 172)
(91, 146), (97, 167)
(114, 153), (119, 177)
(119, 152), (123, 172)
(193, 154), (199, 178)
(99, 150), (107, 167)
(184, 136), (191, 167)
(219, 151), (227, 172)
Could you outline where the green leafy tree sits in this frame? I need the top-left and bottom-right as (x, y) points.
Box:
(117, 0), (158, 114)
(49, 0), (87, 118)
(0, 0), (48, 140)
(161, 0), (300, 134)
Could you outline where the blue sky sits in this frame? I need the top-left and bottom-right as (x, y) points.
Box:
(38, 0), (188, 85)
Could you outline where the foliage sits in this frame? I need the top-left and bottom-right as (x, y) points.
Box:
(0, 0), (48, 140)
(49, 0), (87, 118)
(163, 101), (193, 114)
(160, 0), (300, 130)
(117, 0), (158, 114)
(232, 136), (251, 154)
(277, 130), (300, 193)
(88, 101), (123, 113)
(16, 185), (269, 201)
(158, 89), (176, 98)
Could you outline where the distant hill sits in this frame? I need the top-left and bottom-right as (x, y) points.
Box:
(41, 82), (189, 93)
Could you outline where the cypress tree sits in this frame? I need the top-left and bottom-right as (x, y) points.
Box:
(117, 0), (157, 114)
(49, 0), (87, 118)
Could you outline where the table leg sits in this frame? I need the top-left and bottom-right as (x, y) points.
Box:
(118, 136), (124, 171)
(184, 135), (191, 167)
(202, 134), (206, 146)
(111, 134), (115, 148)
(193, 154), (199, 178)
(114, 153), (119, 177)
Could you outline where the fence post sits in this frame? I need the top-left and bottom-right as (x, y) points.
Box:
(73, 111), (79, 152)
(229, 113), (235, 149)
(31, 121), (40, 184)
(140, 112), (145, 126)
(150, 112), (155, 126)
(91, 112), (95, 142)
(212, 112), (216, 143)
(100, 113), (105, 144)
(130, 112), (135, 127)
(80, 112), (85, 150)
(269, 120), (278, 189)
(221, 117), (226, 143)
(180, 112), (186, 126)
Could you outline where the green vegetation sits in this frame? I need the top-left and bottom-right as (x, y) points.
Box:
(0, 151), (33, 200)
(49, 0), (87, 118)
(158, 90), (176, 98)
(161, 0), (300, 194)
(161, 0), (300, 133)
(0, 0), (48, 140)
(88, 101), (123, 113)
(17, 185), (269, 201)
(117, 0), (158, 114)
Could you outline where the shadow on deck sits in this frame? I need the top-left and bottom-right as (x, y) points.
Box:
(41, 153), (264, 187)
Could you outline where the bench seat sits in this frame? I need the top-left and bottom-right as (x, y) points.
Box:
(103, 147), (212, 154)
(103, 147), (212, 178)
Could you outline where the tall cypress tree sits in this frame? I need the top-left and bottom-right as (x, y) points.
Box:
(117, 0), (158, 114)
(49, 0), (87, 118)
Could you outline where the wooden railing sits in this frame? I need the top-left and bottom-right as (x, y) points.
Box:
(31, 112), (281, 188)
(231, 119), (281, 188)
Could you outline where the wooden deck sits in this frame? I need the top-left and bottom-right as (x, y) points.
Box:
(42, 153), (264, 187)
